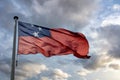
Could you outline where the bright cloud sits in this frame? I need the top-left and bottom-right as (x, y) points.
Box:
(53, 69), (71, 80)
(15, 63), (48, 80)
(39, 68), (71, 80)
(113, 4), (120, 11)
(77, 69), (91, 76)
(101, 14), (120, 27)
(41, 77), (52, 80)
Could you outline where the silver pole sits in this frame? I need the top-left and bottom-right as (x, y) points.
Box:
(10, 16), (19, 80)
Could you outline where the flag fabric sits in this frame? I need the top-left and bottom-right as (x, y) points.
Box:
(18, 21), (90, 59)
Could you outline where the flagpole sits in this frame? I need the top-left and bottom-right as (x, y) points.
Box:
(10, 16), (19, 80)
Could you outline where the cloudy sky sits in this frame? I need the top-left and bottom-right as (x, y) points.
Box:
(0, 0), (120, 80)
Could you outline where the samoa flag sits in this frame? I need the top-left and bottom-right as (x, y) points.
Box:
(18, 21), (90, 59)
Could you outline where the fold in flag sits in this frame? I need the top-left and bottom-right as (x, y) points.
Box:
(18, 21), (90, 59)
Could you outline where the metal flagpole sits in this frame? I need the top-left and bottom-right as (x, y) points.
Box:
(10, 16), (19, 80)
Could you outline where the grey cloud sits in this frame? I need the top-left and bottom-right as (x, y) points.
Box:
(109, 63), (120, 70)
(0, 0), (29, 30)
(72, 24), (120, 71)
(0, 28), (13, 60)
(39, 68), (71, 80)
(73, 54), (112, 70)
(58, 0), (97, 14)
(32, 0), (99, 29)
(15, 63), (48, 80)
(0, 59), (11, 75)
(0, 58), (48, 80)
(108, 46), (120, 59)
(0, 0), (99, 30)
(98, 25), (120, 59)
(74, 24), (120, 71)
(0, 58), (72, 80)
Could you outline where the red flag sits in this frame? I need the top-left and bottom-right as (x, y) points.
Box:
(18, 21), (90, 59)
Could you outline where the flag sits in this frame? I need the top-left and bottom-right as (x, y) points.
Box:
(18, 21), (90, 59)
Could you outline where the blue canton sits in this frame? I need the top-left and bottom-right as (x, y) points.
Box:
(18, 21), (51, 37)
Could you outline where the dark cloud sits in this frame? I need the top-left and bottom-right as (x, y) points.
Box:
(58, 0), (97, 13)
(73, 54), (112, 70)
(74, 24), (120, 71)
(0, 58), (72, 80)
(35, 0), (99, 29)
(98, 25), (120, 59)
(109, 63), (120, 70)
(0, 0), (29, 30)
(0, 58), (48, 80)
(0, 59), (11, 75)
(0, 0), (99, 30)
(0, 28), (13, 60)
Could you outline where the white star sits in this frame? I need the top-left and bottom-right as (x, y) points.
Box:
(38, 27), (42, 31)
(31, 24), (34, 27)
(33, 32), (39, 37)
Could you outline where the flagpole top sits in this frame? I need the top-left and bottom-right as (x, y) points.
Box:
(14, 16), (19, 20)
